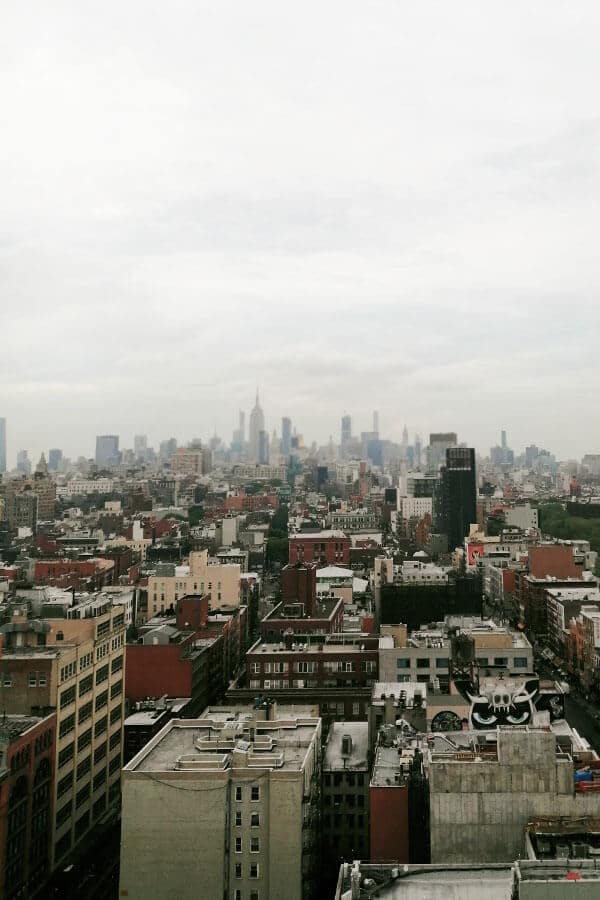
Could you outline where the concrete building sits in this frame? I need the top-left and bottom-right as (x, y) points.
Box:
(248, 391), (266, 464)
(120, 703), (322, 900)
(322, 723), (370, 868)
(0, 601), (125, 869)
(429, 726), (600, 863)
(505, 504), (539, 531)
(146, 549), (241, 615)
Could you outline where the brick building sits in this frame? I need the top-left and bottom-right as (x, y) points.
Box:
(33, 559), (115, 591)
(288, 531), (351, 566)
(0, 714), (56, 899)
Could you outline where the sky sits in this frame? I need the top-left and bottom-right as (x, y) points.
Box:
(2, 1), (600, 464)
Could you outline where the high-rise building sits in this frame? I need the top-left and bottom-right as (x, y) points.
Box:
(281, 417), (292, 457)
(16, 449), (31, 475)
(258, 430), (269, 465)
(435, 447), (477, 552)
(159, 438), (177, 461)
(95, 435), (120, 467)
(48, 448), (63, 471)
(0, 599), (126, 872)
(119, 704), (322, 900)
(0, 417), (6, 473)
(133, 434), (148, 461)
(248, 391), (265, 463)
(373, 410), (379, 437)
(427, 432), (458, 473)
(341, 415), (352, 447)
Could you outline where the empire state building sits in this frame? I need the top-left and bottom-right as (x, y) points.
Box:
(249, 390), (265, 462)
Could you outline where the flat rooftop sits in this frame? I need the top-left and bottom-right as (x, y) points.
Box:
(125, 711), (319, 774)
(0, 715), (50, 743)
(324, 722), (368, 771)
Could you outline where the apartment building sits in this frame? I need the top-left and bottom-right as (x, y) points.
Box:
(0, 599), (126, 869)
(146, 549), (241, 615)
(322, 723), (370, 864)
(288, 531), (351, 566)
(0, 714), (56, 899)
(120, 702), (322, 900)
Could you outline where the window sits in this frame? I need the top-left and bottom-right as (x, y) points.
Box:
(60, 686), (76, 708)
(78, 701), (93, 725)
(76, 783), (90, 809)
(28, 673), (37, 687)
(396, 658), (410, 669)
(59, 714), (75, 739)
(250, 837), (259, 853)
(251, 785), (260, 802)
(352, 702), (360, 716)
(96, 664), (109, 685)
(416, 658), (430, 669)
(476, 657), (488, 666)
(57, 772), (73, 799)
(436, 658), (449, 669)
(111, 655), (123, 674)
(513, 657), (528, 668)
(79, 674), (93, 697)
(110, 704), (122, 725)
(78, 729), (92, 753)
(494, 657), (508, 667)
(95, 690), (109, 711)
(110, 680), (122, 699)
(93, 768), (106, 792)
(235, 837), (242, 853)
(56, 801), (72, 829)
(250, 892), (260, 900)
(234, 864), (242, 879)
(251, 812), (260, 827)
(94, 716), (108, 738)
(94, 742), (107, 764)
(109, 730), (120, 750)
(235, 811), (242, 827)
(235, 891), (242, 900)
(58, 743), (74, 769)
(2, 673), (12, 687)
(362, 661), (376, 673)
(250, 863), (259, 879)
(235, 786), (242, 802)
(77, 756), (91, 780)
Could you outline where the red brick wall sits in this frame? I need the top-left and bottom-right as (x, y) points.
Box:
(370, 785), (409, 862)
(288, 536), (351, 566)
(529, 546), (581, 579)
(125, 644), (193, 700)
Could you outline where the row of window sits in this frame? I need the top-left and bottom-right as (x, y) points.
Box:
(250, 660), (376, 674)
(476, 656), (529, 667)
(396, 658), (449, 669)
(235, 785), (260, 802)
(234, 811), (260, 827)
(323, 813), (365, 830)
(2, 671), (49, 689)
(234, 890), (260, 900)
(323, 794), (365, 808)
(323, 772), (365, 787)
(234, 863), (260, 879)
(234, 837), (260, 853)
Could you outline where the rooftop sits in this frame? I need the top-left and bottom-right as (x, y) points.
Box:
(324, 722), (369, 771)
(337, 862), (515, 899)
(125, 710), (320, 774)
(0, 715), (51, 744)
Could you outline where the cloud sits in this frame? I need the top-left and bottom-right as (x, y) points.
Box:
(2, 0), (600, 461)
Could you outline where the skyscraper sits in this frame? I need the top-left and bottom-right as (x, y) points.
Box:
(248, 390), (265, 462)
(134, 434), (148, 460)
(436, 447), (477, 552)
(48, 448), (63, 471)
(281, 416), (292, 457)
(258, 430), (269, 465)
(16, 449), (31, 475)
(373, 410), (379, 437)
(95, 435), (120, 467)
(0, 418), (5, 473)
(341, 415), (352, 447)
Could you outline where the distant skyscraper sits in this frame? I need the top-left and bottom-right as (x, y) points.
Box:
(16, 449), (31, 475)
(401, 424), (409, 446)
(436, 447), (477, 552)
(159, 438), (177, 460)
(501, 429), (507, 449)
(48, 448), (63, 471)
(0, 418), (5, 473)
(239, 411), (245, 444)
(95, 435), (120, 467)
(134, 434), (148, 460)
(341, 415), (352, 447)
(258, 430), (269, 465)
(373, 410), (379, 437)
(281, 417), (292, 457)
(428, 432), (458, 473)
(414, 434), (423, 469)
(249, 391), (265, 463)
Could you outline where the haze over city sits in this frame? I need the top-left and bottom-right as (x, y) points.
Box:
(3, 1), (600, 460)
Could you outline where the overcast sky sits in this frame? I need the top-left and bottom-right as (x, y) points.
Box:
(2, 1), (600, 464)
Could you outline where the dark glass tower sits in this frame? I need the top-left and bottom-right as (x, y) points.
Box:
(436, 447), (477, 551)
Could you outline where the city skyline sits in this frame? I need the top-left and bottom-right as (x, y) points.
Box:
(3, 2), (600, 463)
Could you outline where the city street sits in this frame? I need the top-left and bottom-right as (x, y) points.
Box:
(566, 692), (600, 754)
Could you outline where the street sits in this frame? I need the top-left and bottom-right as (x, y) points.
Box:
(566, 691), (600, 754)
